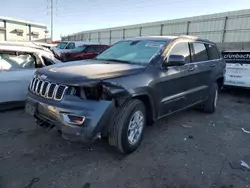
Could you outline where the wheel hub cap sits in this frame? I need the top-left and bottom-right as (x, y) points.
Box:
(127, 110), (144, 145)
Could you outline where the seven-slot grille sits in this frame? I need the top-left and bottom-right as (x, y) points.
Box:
(29, 77), (68, 101)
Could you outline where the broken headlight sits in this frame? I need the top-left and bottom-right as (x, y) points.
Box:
(67, 85), (110, 100)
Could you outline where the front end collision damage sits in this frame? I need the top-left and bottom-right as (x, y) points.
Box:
(79, 81), (133, 138)
(28, 80), (134, 142)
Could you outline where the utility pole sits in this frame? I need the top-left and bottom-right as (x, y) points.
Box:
(51, 0), (54, 42)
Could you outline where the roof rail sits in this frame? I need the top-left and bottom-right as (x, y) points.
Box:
(179, 35), (198, 39)
(179, 35), (212, 43)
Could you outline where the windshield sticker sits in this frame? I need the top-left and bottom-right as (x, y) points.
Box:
(145, 43), (164, 48)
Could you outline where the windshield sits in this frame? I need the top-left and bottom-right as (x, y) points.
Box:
(95, 40), (167, 64)
(56, 42), (68, 49)
(73, 46), (86, 52)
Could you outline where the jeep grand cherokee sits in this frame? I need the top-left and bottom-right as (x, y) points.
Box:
(25, 36), (226, 154)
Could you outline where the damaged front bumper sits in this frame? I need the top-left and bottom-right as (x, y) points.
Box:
(26, 91), (115, 142)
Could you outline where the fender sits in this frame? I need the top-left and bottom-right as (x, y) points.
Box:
(131, 91), (157, 121)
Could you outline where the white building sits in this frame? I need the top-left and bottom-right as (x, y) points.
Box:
(62, 9), (250, 50)
(0, 16), (48, 42)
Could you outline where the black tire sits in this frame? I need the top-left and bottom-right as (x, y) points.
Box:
(108, 99), (146, 154)
(203, 83), (218, 114)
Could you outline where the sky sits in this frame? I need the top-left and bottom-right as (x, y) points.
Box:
(1, 0), (250, 40)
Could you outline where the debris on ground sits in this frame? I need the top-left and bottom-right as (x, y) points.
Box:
(241, 128), (250, 134)
(184, 135), (194, 141)
(25, 177), (40, 188)
(212, 123), (216, 127)
(181, 124), (192, 128)
(188, 135), (194, 139)
(236, 100), (243, 104)
(229, 160), (250, 171)
(171, 148), (188, 153)
(240, 160), (250, 170)
(82, 182), (91, 188)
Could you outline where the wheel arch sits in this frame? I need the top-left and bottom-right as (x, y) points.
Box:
(132, 92), (156, 125)
(215, 76), (224, 90)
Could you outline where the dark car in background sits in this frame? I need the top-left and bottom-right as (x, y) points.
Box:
(25, 35), (225, 154)
(60, 44), (109, 62)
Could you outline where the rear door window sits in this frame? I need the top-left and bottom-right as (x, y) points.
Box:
(84, 46), (98, 53)
(207, 44), (220, 60)
(193, 43), (209, 62)
(0, 52), (36, 70)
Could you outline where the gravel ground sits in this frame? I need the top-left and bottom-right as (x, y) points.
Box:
(0, 90), (250, 188)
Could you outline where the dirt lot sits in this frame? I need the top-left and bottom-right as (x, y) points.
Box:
(0, 90), (250, 188)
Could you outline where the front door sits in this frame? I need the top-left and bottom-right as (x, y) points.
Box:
(0, 52), (36, 103)
(156, 41), (192, 118)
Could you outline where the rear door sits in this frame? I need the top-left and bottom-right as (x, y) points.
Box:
(0, 51), (36, 103)
(184, 42), (214, 106)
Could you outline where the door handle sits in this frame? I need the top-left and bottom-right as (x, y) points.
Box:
(210, 64), (215, 67)
(188, 67), (195, 71)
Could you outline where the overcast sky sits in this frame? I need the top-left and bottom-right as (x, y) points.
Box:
(1, 0), (250, 40)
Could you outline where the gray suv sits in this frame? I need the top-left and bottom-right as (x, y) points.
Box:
(25, 36), (226, 154)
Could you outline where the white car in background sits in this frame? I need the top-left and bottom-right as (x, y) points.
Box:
(0, 43), (61, 109)
(52, 41), (101, 58)
(222, 50), (250, 88)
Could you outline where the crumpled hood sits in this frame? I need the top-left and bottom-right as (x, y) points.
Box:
(36, 59), (145, 85)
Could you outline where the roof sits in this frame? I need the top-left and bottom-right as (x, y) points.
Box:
(0, 41), (51, 52)
(123, 35), (214, 43)
(125, 36), (178, 41)
(221, 50), (250, 52)
(62, 41), (101, 44)
(0, 16), (46, 28)
(83, 44), (109, 46)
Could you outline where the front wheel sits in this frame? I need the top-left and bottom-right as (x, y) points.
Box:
(203, 83), (218, 114)
(108, 99), (146, 154)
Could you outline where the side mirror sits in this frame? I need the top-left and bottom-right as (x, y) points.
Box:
(165, 55), (185, 67)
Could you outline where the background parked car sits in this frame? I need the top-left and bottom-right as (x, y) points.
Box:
(52, 41), (101, 58)
(0, 43), (61, 109)
(60, 44), (109, 62)
(222, 50), (250, 88)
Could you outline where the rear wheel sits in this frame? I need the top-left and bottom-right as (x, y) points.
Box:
(108, 99), (146, 154)
(203, 83), (218, 113)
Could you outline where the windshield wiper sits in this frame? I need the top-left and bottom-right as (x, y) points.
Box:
(95, 58), (131, 64)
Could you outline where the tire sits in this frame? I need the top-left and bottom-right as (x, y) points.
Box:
(108, 99), (146, 154)
(203, 83), (218, 114)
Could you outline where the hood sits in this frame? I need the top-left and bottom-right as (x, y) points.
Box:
(36, 59), (145, 85)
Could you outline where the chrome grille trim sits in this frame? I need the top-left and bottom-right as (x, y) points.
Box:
(45, 83), (52, 98)
(29, 77), (67, 101)
(53, 85), (59, 99)
(39, 82), (45, 95)
(35, 80), (42, 94)
(54, 86), (68, 101)
(32, 78), (38, 91)
(41, 82), (49, 97)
